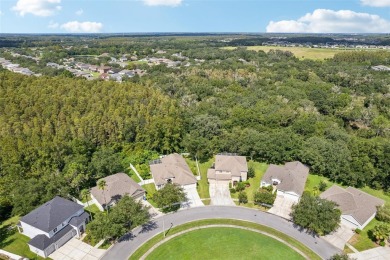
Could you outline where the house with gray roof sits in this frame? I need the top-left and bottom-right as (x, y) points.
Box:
(90, 173), (145, 211)
(261, 161), (309, 200)
(17, 196), (89, 258)
(150, 153), (197, 190)
(320, 185), (384, 229)
(207, 153), (248, 184)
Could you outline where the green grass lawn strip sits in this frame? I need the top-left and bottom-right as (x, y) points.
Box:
(129, 219), (320, 260)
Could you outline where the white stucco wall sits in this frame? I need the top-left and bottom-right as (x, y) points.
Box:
(276, 190), (300, 202)
(341, 214), (361, 229)
(28, 245), (46, 258)
(240, 171), (247, 182)
(182, 183), (197, 189)
(20, 222), (49, 239)
(91, 194), (104, 211)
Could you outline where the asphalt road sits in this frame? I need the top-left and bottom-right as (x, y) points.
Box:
(101, 206), (340, 260)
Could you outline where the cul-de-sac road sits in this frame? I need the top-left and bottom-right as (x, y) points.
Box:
(101, 206), (340, 260)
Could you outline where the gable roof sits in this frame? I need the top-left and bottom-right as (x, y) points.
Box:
(261, 161), (309, 196)
(150, 153), (197, 186)
(28, 225), (74, 250)
(320, 185), (385, 226)
(214, 154), (248, 177)
(20, 196), (83, 233)
(91, 173), (145, 207)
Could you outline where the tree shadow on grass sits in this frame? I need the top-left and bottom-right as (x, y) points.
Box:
(0, 224), (16, 248)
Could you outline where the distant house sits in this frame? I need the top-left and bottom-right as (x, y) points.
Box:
(17, 196), (89, 258)
(99, 73), (110, 81)
(119, 56), (128, 62)
(150, 153), (197, 190)
(320, 185), (384, 229)
(90, 173), (145, 211)
(98, 66), (111, 74)
(260, 161), (309, 200)
(207, 153), (248, 184)
(372, 65), (390, 71)
(119, 69), (135, 77)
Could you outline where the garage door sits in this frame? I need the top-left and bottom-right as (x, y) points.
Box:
(56, 229), (76, 249)
(45, 244), (56, 256)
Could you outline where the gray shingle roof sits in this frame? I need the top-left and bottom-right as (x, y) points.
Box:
(320, 185), (385, 225)
(68, 212), (90, 227)
(91, 173), (145, 207)
(214, 155), (248, 177)
(150, 153), (197, 186)
(20, 196), (83, 233)
(28, 225), (74, 250)
(261, 161), (309, 196)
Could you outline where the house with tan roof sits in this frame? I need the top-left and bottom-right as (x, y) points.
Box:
(150, 153), (197, 190)
(320, 185), (384, 229)
(207, 153), (248, 184)
(90, 173), (145, 211)
(260, 161), (309, 200)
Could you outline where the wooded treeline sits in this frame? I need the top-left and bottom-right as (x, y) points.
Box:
(0, 45), (389, 219)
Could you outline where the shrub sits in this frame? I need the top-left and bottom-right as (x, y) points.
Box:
(230, 188), (236, 194)
(247, 166), (255, 179)
(379, 241), (386, 246)
(235, 182), (246, 192)
(376, 204), (390, 223)
(355, 228), (361, 234)
(238, 191), (248, 204)
(253, 187), (276, 206)
(319, 180), (327, 192)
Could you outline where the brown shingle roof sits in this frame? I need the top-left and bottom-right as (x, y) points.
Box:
(214, 154), (248, 177)
(261, 161), (309, 196)
(320, 185), (385, 225)
(150, 153), (197, 186)
(90, 173), (145, 207)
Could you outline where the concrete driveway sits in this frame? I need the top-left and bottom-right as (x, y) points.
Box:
(181, 186), (204, 208)
(268, 194), (298, 220)
(209, 180), (235, 206)
(49, 237), (106, 260)
(323, 222), (355, 250)
(349, 246), (390, 260)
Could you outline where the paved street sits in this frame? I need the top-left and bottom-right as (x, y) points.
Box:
(101, 206), (341, 260)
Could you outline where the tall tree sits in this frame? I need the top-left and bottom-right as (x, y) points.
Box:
(153, 183), (187, 213)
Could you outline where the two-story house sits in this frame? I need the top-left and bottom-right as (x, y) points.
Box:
(17, 196), (90, 258)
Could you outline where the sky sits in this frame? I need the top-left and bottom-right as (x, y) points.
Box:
(0, 0), (390, 33)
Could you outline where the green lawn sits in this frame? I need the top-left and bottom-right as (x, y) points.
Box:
(129, 219), (320, 260)
(348, 218), (380, 252)
(84, 204), (101, 218)
(146, 227), (304, 260)
(143, 183), (158, 208)
(0, 216), (48, 260)
(231, 161), (269, 208)
(186, 158), (213, 199)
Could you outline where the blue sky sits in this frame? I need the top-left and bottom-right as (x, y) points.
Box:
(0, 0), (390, 33)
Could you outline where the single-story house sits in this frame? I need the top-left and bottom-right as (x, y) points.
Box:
(17, 196), (89, 258)
(320, 185), (385, 229)
(260, 161), (309, 200)
(150, 153), (197, 190)
(207, 153), (248, 184)
(91, 173), (145, 211)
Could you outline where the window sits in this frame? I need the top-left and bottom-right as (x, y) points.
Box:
(53, 228), (57, 233)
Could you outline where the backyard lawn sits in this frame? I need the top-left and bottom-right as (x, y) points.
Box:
(231, 161), (269, 208)
(0, 216), (47, 260)
(146, 227), (304, 260)
(84, 204), (101, 218)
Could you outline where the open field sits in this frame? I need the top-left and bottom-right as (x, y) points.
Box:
(129, 219), (320, 260)
(223, 46), (356, 60)
(146, 227), (304, 260)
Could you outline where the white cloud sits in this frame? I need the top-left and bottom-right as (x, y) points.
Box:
(266, 9), (390, 33)
(361, 0), (390, 7)
(12, 0), (61, 17)
(61, 21), (103, 33)
(143, 0), (182, 7)
(75, 9), (83, 16)
(48, 21), (59, 29)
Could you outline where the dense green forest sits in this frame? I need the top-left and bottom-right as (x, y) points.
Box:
(0, 37), (389, 219)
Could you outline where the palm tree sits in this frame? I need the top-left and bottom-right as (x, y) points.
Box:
(81, 189), (92, 220)
(97, 179), (108, 214)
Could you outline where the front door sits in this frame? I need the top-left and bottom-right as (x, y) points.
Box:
(79, 225), (84, 234)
